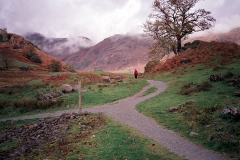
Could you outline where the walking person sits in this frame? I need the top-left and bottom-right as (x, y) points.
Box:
(134, 69), (138, 79)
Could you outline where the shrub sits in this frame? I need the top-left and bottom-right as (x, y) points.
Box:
(179, 81), (212, 95)
(63, 63), (75, 72)
(48, 59), (62, 72)
(0, 28), (8, 42)
(22, 45), (42, 63)
(224, 72), (234, 79)
(195, 114), (213, 125)
(144, 61), (160, 73)
(197, 81), (212, 91)
(29, 54), (42, 63)
(0, 100), (12, 110)
(22, 45), (36, 59)
(12, 43), (19, 49)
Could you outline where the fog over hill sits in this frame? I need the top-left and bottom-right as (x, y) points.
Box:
(24, 32), (93, 57)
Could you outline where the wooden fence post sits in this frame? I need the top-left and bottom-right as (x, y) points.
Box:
(78, 80), (82, 113)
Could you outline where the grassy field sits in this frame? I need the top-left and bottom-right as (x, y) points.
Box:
(0, 72), (147, 118)
(137, 60), (240, 158)
(0, 113), (183, 160)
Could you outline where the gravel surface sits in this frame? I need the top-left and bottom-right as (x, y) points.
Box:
(0, 80), (230, 160)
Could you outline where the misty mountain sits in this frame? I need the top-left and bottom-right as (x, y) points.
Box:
(24, 32), (93, 57)
(23, 27), (240, 73)
(64, 34), (153, 73)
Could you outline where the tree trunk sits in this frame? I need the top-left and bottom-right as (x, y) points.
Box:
(177, 38), (182, 53)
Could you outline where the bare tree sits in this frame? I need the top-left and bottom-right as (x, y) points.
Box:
(143, 0), (216, 54)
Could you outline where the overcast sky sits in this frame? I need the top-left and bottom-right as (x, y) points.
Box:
(0, 0), (240, 44)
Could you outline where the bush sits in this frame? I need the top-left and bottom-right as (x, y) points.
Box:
(0, 100), (12, 110)
(179, 81), (212, 95)
(144, 61), (160, 73)
(22, 45), (42, 63)
(22, 45), (36, 59)
(29, 54), (42, 63)
(63, 63), (75, 72)
(49, 59), (62, 72)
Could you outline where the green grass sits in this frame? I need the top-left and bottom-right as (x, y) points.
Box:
(136, 60), (240, 158)
(27, 79), (42, 85)
(78, 117), (183, 160)
(0, 78), (148, 118)
(0, 115), (183, 160)
(143, 86), (158, 96)
(13, 59), (36, 67)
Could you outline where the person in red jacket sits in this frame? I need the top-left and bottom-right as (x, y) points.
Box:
(134, 69), (138, 79)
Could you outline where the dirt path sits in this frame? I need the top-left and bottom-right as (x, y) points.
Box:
(0, 80), (229, 160)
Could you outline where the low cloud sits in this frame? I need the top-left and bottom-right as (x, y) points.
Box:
(0, 0), (239, 44)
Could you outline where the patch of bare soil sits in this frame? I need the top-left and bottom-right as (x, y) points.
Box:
(43, 73), (71, 83)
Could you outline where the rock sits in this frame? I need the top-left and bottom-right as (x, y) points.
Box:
(102, 76), (111, 82)
(222, 106), (240, 116)
(206, 134), (213, 141)
(222, 107), (231, 115)
(210, 74), (224, 82)
(61, 84), (73, 93)
(114, 76), (122, 82)
(167, 106), (179, 112)
(233, 92), (240, 97)
(189, 132), (199, 137)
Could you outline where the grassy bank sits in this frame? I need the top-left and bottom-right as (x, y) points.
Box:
(137, 60), (240, 158)
(0, 75), (147, 118)
(0, 114), (183, 160)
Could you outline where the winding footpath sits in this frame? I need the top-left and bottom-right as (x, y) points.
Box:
(0, 80), (230, 160)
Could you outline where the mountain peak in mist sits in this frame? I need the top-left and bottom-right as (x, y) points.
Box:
(24, 32), (93, 55)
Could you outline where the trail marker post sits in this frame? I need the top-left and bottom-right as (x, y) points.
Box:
(77, 80), (87, 114)
(78, 80), (82, 113)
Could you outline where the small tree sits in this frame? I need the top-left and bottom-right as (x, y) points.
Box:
(49, 59), (62, 72)
(22, 45), (36, 59)
(0, 50), (13, 70)
(22, 45), (42, 63)
(143, 0), (216, 54)
(30, 54), (42, 63)
(0, 28), (8, 42)
(63, 63), (75, 72)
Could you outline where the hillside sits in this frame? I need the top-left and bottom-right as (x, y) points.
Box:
(0, 33), (62, 69)
(69, 34), (153, 73)
(149, 41), (240, 73)
(0, 33), (69, 87)
(23, 28), (240, 73)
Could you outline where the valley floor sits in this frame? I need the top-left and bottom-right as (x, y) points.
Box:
(0, 80), (230, 160)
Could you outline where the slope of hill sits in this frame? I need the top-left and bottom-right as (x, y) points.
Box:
(67, 34), (153, 73)
(22, 27), (240, 73)
(0, 33), (62, 70)
(150, 41), (240, 73)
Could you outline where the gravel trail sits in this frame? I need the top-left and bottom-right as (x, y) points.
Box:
(0, 80), (230, 160)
